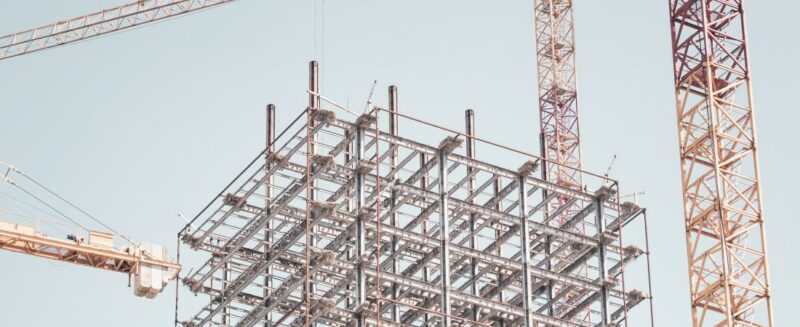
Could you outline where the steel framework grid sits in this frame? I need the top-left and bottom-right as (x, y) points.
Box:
(668, 0), (773, 326)
(177, 64), (652, 327)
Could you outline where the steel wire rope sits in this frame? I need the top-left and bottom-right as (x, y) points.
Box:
(17, 172), (135, 244)
(2, 162), (135, 244)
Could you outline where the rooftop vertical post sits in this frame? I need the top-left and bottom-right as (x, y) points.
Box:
(264, 103), (275, 327)
(464, 109), (479, 322)
(388, 85), (400, 323)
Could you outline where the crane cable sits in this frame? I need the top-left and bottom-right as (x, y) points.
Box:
(1, 161), (135, 245)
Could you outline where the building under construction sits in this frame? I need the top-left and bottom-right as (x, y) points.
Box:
(176, 62), (653, 327)
(0, 0), (777, 327)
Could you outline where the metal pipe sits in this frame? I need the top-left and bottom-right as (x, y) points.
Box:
(438, 150), (452, 326)
(596, 196), (611, 324)
(643, 209), (655, 327)
(264, 103), (276, 327)
(540, 132), (555, 317)
(173, 238), (180, 327)
(419, 152), (430, 325)
(518, 174), (534, 327)
(355, 119), (366, 327)
(388, 85), (400, 322)
(306, 61), (319, 327)
(223, 261), (231, 325)
(465, 109), (479, 321)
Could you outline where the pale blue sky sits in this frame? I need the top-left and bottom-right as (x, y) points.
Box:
(1, 1), (799, 326)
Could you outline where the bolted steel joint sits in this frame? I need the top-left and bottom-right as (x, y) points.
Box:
(311, 155), (335, 170)
(438, 135), (463, 154)
(621, 201), (641, 214)
(518, 160), (540, 176)
(311, 109), (336, 125)
(223, 193), (245, 207)
(310, 201), (337, 218)
(594, 185), (617, 201)
(355, 159), (375, 175)
(355, 114), (376, 129)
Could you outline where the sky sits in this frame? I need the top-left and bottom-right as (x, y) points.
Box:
(1, 1), (799, 326)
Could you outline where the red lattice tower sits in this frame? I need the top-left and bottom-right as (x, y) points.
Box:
(534, 0), (588, 320)
(535, 0), (583, 203)
(668, 0), (774, 325)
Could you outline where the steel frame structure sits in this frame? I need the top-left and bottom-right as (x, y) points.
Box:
(668, 1), (773, 326)
(177, 63), (652, 327)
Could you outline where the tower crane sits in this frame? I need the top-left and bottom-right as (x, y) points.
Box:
(533, 0), (599, 324)
(667, 0), (774, 326)
(535, 0), (583, 194)
(1, 162), (180, 298)
(4, 0), (781, 325)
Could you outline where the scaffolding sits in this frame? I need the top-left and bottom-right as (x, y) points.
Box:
(177, 62), (653, 327)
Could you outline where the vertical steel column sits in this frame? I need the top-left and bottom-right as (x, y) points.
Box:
(305, 61), (319, 327)
(437, 149), (452, 326)
(355, 119), (366, 327)
(308, 62), (319, 215)
(344, 129), (354, 312)
(305, 61), (320, 326)
(517, 172), (534, 327)
(595, 194), (610, 324)
(419, 153), (431, 325)
(539, 133), (555, 317)
(492, 144), (504, 310)
(643, 209), (656, 327)
(264, 104), (276, 327)
(388, 85), (400, 323)
(223, 262), (231, 325)
(464, 109), (479, 321)
(173, 239), (180, 327)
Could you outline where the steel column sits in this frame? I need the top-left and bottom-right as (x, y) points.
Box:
(438, 149), (452, 326)
(264, 103), (276, 327)
(518, 172), (534, 327)
(355, 117), (367, 327)
(388, 85), (400, 323)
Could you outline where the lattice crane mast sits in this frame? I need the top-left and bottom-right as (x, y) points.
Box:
(0, 0), (238, 60)
(1, 162), (180, 298)
(667, 0), (774, 326)
(534, 0), (583, 193)
(532, 0), (594, 323)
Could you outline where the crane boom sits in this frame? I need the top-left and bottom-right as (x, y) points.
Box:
(0, 0), (238, 61)
(0, 220), (181, 298)
(0, 221), (179, 275)
(0, 162), (181, 299)
(667, 0), (774, 325)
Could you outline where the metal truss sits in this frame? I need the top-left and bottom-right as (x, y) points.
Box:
(534, 0), (582, 193)
(0, 223), (180, 276)
(177, 63), (651, 327)
(668, 0), (773, 326)
(0, 0), (237, 60)
(533, 1), (596, 323)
